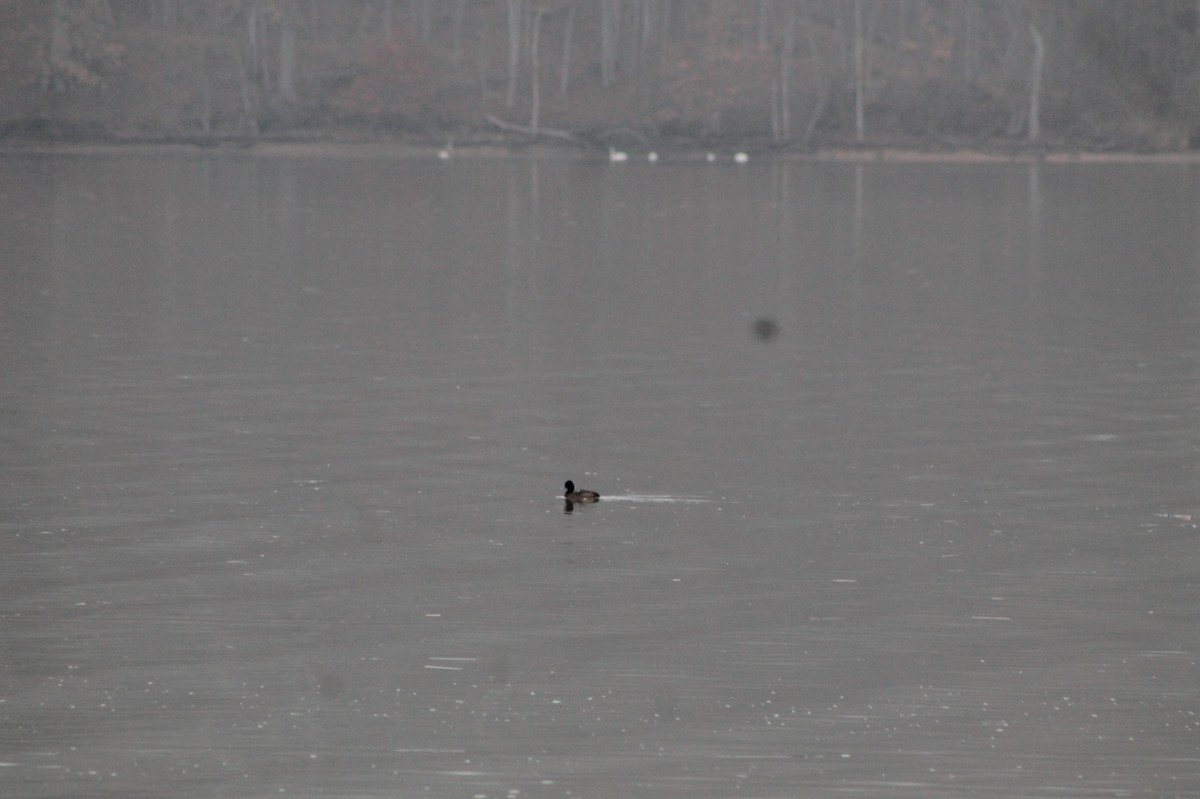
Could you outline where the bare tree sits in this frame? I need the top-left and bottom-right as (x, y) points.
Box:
(451, 0), (467, 67)
(530, 5), (548, 133)
(46, 0), (71, 90)
(1028, 22), (1043, 144)
(959, 0), (981, 84)
(853, 0), (864, 141)
(600, 0), (619, 87)
(800, 21), (831, 149)
(777, 1), (795, 141)
(506, 0), (523, 107)
(245, 0), (260, 81)
(560, 1), (575, 96)
(757, 0), (771, 50)
(240, 0), (264, 135)
(640, 0), (657, 55)
(279, 6), (298, 104)
(198, 43), (212, 133)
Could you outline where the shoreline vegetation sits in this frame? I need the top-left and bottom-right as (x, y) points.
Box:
(4, 2), (1199, 161)
(10, 135), (1200, 165)
(11, 136), (1200, 164)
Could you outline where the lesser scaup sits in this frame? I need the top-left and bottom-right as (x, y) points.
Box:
(564, 480), (600, 503)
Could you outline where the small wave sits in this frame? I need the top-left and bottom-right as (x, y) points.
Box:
(601, 494), (711, 504)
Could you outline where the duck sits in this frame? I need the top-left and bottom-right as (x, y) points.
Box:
(564, 480), (600, 503)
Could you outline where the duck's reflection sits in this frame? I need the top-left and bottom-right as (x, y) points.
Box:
(563, 498), (601, 514)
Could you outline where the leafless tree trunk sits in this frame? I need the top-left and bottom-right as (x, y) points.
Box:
(46, 0), (70, 89)
(451, 0), (467, 67)
(530, 6), (547, 134)
(506, 0), (523, 107)
(246, 0), (259, 78)
(801, 21), (830, 149)
(241, 2), (263, 135)
(600, 0), (619, 87)
(559, 1), (575, 96)
(778, 1), (795, 141)
(279, 9), (298, 104)
(854, 0), (865, 141)
(960, 0), (980, 84)
(757, 0), (771, 50)
(198, 44), (212, 133)
(245, 0), (274, 97)
(1028, 23), (1044, 144)
(237, 52), (259, 136)
(641, 0), (656, 53)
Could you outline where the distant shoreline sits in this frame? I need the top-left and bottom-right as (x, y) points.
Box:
(4, 136), (1200, 165)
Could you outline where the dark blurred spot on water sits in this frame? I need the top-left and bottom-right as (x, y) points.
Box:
(752, 316), (779, 342)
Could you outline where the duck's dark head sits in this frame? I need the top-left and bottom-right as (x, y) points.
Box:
(564, 480), (576, 496)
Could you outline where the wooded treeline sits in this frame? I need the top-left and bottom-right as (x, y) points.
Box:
(4, 0), (1200, 150)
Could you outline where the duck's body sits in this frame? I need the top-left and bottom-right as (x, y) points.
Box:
(564, 480), (600, 503)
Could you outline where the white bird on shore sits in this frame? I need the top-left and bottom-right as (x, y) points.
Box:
(705, 152), (716, 162)
(734, 151), (749, 163)
(609, 147), (628, 162)
(437, 140), (453, 160)
(647, 151), (658, 163)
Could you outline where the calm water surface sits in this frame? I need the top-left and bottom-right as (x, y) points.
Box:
(2, 150), (1199, 798)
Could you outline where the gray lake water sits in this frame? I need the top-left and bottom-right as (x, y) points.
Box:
(2, 149), (1199, 798)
